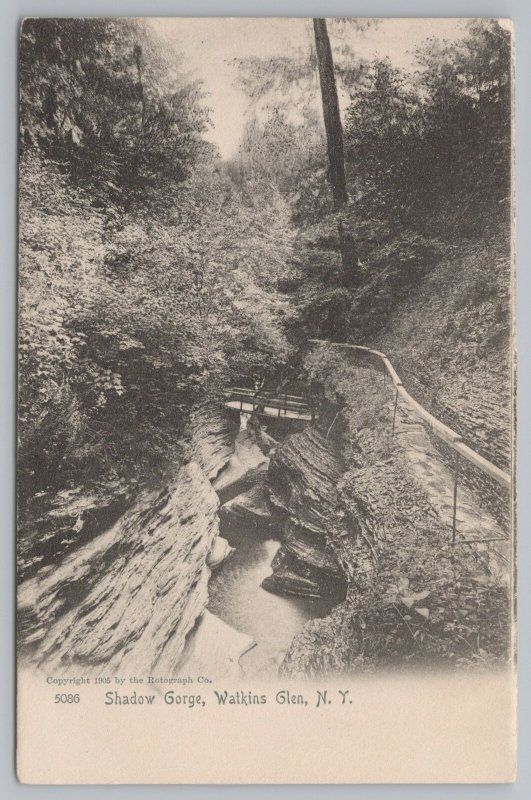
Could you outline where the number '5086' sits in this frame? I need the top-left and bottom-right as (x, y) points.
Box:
(54, 694), (80, 704)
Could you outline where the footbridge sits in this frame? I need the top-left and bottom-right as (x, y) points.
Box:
(224, 387), (313, 421)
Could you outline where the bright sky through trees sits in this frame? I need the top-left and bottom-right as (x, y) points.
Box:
(149, 17), (467, 159)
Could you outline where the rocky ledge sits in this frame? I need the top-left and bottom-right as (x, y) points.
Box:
(219, 482), (277, 536)
(189, 402), (239, 481)
(18, 403), (243, 676)
(17, 481), (132, 584)
(178, 610), (255, 680)
(18, 463), (221, 674)
(263, 427), (347, 601)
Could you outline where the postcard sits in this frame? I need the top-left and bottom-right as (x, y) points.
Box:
(17, 17), (515, 783)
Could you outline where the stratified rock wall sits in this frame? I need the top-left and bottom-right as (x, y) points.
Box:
(263, 428), (347, 600)
(18, 463), (220, 673)
(189, 402), (238, 481)
(18, 405), (237, 675)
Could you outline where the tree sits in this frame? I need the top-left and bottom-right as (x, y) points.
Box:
(343, 20), (511, 234)
(313, 19), (361, 297)
(312, 18), (348, 209)
(18, 18), (296, 506)
(19, 19), (213, 205)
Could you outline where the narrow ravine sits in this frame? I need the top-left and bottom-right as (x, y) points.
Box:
(207, 521), (332, 679)
(207, 411), (334, 679)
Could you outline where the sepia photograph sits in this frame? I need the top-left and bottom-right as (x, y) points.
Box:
(17, 14), (514, 680)
(15, 14), (516, 783)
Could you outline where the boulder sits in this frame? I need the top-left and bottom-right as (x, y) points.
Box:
(219, 482), (278, 536)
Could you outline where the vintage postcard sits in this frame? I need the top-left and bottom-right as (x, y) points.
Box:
(17, 17), (515, 783)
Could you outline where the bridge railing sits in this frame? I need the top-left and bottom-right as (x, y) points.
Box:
(224, 387), (312, 417)
(225, 387), (308, 402)
(308, 339), (512, 556)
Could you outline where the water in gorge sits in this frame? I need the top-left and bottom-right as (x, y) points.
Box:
(208, 411), (333, 678)
(207, 524), (333, 679)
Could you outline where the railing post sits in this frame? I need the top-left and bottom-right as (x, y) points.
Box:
(392, 388), (399, 435)
(452, 454), (460, 547)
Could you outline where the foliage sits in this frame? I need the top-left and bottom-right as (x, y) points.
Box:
(20, 18), (213, 203)
(344, 20), (511, 231)
(304, 345), (391, 436)
(19, 20), (295, 503)
(233, 20), (512, 343)
(347, 233), (448, 338)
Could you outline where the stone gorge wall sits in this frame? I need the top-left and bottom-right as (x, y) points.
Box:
(18, 405), (236, 675)
(260, 411), (384, 676)
(263, 427), (348, 601)
(189, 403), (239, 481)
(18, 465), (220, 673)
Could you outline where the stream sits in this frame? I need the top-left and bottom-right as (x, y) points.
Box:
(207, 524), (332, 679)
(207, 412), (333, 679)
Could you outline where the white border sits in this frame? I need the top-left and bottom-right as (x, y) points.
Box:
(3, 1), (529, 795)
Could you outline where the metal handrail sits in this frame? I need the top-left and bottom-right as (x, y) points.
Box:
(309, 339), (511, 491)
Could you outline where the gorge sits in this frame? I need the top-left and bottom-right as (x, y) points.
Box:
(17, 18), (513, 685)
(18, 400), (351, 681)
(18, 349), (512, 682)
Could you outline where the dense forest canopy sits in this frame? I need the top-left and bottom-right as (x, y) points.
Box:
(19, 18), (511, 502)
(19, 18), (295, 498)
(232, 18), (511, 340)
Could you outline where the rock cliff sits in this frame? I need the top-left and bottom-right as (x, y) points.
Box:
(263, 427), (347, 600)
(17, 482), (132, 584)
(18, 404), (238, 675)
(189, 403), (239, 481)
(18, 464), (220, 673)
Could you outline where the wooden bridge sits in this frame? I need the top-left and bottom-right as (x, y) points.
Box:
(224, 387), (313, 421)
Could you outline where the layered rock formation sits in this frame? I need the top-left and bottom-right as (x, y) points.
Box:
(17, 482), (132, 584)
(189, 403), (239, 481)
(219, 482), (277, 536)
(263, 427), (348, 600)
(18, 404), (239, 676)
(18, 464), (220, 673)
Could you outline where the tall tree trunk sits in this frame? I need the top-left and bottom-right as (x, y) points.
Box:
(313, 19), (358, 300)
(133, 43), (146, 185)
(313, 18), (348, 209)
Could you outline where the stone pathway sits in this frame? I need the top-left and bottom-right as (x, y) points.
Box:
(360, 369), (511, 579)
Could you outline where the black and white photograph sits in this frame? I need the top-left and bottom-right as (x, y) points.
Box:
(15, 15), (515, 783)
